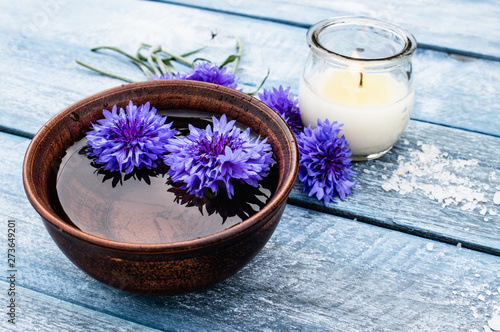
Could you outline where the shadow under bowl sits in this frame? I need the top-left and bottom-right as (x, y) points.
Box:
(22, 80), (299, 295)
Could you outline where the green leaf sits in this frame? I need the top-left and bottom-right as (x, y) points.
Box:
(219, 54), (239, 69)
(218, 36), (243, 74)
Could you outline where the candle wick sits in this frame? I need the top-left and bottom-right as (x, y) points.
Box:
(359, 72), (363, 87)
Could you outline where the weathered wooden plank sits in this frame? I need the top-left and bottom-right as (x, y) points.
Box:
(1, 89), (499, 256)
(152, 0), (500, 61)
(0, 0), (499, 137)
(3, 191), (500, 331)
(289, 120), (500, 255)
(2, 133), (500, 331)
(0, 283), (161, 331)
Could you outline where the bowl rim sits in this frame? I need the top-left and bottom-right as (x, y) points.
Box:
(23, 80), (299, 253)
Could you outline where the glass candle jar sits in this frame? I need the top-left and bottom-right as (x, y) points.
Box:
(299, 17), (417, 161)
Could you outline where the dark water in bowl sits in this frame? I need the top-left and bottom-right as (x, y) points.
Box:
(51, 110), (278, 244)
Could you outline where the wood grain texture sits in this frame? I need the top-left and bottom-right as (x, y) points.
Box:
(0, 0), (499, 137)
(2, 133), (500, 331)
(153, 0), (500, 60)
(290, 120), (500, 255)
(0, 283), (161, 331)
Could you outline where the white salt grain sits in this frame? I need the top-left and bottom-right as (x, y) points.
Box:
(380, 142), (489, 213)
(494, 192), (500, 205)
(426, 243), (434, 251)
(488, 315), (500, 331)
(479, 294), (486, 301)
(480, 206), (489, 215)
(471, 306), (479, 318)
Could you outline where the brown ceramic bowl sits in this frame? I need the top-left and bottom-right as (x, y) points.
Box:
(23, 80), (298, 295)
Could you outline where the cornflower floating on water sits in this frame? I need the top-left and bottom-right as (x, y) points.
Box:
(164, 114), (273, 199)
(86, 101), (177, 174)
(258, 85), (304, 135)
(150, 61), (239, 89)
(298, 119), (356, 206)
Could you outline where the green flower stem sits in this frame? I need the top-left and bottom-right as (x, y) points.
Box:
(246, 69), (270, 95)
(233, 36), (243, 74)
(141, 43), (193, 68)
(92, 45), (154, 78)
(180, 46), (206, 57)
(162, 58), (177, 75)
(138, 44), (204, 72)
(75, 60), (136, 83)
(218, 36), (243, 73)
(146, 45), (163, 76)
(154, 53), (168, 76)
(161, 49), (194, 68)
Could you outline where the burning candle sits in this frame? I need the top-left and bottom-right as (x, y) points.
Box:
(299, 17), (417, 160)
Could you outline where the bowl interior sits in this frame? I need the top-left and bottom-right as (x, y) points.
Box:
(23, 80), (298, 249)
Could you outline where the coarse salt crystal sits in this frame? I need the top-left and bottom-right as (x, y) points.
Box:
(426, 243), (434, 251)
(480, 206), (488, 215)
(471, 306), (479, 318)
(488, 315), (500, 331)
(380, 143), (489, 215)
(382, 182), (393, 192)
(494, 192), (500, 205)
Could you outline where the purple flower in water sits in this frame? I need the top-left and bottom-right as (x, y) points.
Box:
(150, 62), (239, 89)
(164, 114), (273, 199)
(258, 85), (304, 135)
(298, 119), (356, 206)
(86, 101), (177, 174)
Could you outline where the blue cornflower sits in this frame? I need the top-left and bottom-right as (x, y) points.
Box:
(86, 101), (177, 174)
(258, 86), (304, 135)
(164, 114), (273, 199)
(298, 119), (356, 206)
(150, 62), (239, 89)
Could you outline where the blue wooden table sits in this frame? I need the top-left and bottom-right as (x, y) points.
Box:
(1, 0), (500, 331)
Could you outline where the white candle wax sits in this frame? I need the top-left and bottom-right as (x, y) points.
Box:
(299, 70), (414, 158)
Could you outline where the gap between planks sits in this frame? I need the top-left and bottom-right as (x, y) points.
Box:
(146, 0), (500, 63)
